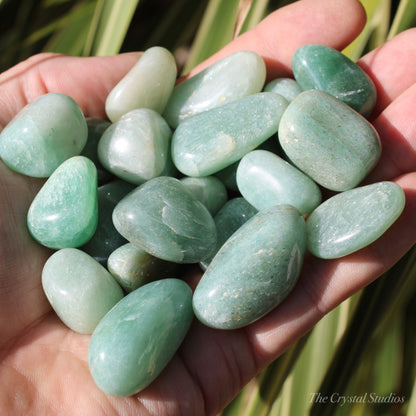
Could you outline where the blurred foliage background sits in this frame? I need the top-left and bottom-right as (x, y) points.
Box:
(0, 0), (415, 415)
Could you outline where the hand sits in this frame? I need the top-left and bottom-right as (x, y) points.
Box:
(1, 0), (415, 414)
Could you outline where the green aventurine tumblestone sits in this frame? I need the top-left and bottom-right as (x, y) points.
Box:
(0, 93), (88, 177)
(42, 248), (123, 334)
(88, 278), (193, 397)
(237, 150), (322, 215)
(163, 51), (266, 128)
(112, 176), (217, 263)
(292, 44), (377, 117)
(171, 92), (288, 177)
(306, 181), (405, 259)
(193, 204), (306, 329)
(279, 90), (381, 192)
(264, 78), (302, 102)
(27, 156), (98, 249)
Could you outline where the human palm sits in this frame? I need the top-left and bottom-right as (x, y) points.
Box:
(1, 0), (416, 415)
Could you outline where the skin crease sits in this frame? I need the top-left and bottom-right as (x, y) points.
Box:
(0, 0), (416, 414)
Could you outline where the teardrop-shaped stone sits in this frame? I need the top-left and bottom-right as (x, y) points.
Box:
(237, 150), (321, 215)
(292, 44), (377, 117)
(107, 243), (178, 292)
(264, 78), (302, 102)
(163, 51), (266, 128)
(172, 92), (288, 177)
(106, 47), (177, 122)
(279, 90), (381, 191)
(193, 204), (306, 329)
(42, 248), (123, 334)
(112, 176), (217, 263)
(0, 93), (88, 177)
(88, 278), (193, 396)
(98, 108), (172, 185)
(27, 156), (98, 249)
(306, 181), (405, 259)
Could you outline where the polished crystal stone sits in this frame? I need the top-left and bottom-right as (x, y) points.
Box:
(81, 180), (135, 264)
(171, 92), (288, 177)
(98, 108), (172, 185)
(42, 248), (123, 334)
(88, 278), (193, 396)
(237, 150), (321, 215)
(106, 47), (177, 122)
(279, 90), (381, 191)
(0, 93), (87, 177)
(180, 176), (227, 215)
(306, 181), (405, 259)
(264, 78), (302, 102)
(112, 176), (217, 263)
(107, 243), (178, 292)
(163, 51), (266, 128)
(27, 156), (98, 249)
(292, 44), (377, 117)
(193, 204), (306, 329)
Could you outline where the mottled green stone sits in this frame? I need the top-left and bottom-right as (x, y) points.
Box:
(180, 176), (227, 215)
(171, 92), (288, 177)
(292, 44), (377, 117)
(236, 150), (321, 215)
(27, 156), (98, 249)
(279, 90), (381, 191)
(264, 78), (302, 102)
(107, 243), (178, 292)
(0, 93), (87, 177)
(88, 278), (193, 396)
(163, 51), (266, 128)
(112, 176), (217, 263)
(193, 204), (306, 329)
(42, 248), (123, 334)
(106, 47), (177, 122)
(98, 108), (172, 185)
(306, 181), (405, 259)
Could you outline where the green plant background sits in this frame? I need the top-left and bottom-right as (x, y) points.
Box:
(0, 0), (415, 415)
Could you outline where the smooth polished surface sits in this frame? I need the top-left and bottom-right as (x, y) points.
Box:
(0, 93), (87, 177)
(88, 279), (193, 396)
(306, 181), (405, 259)
(264, 78), (302, 102)
(112, 176), (217, 263)
(279, 90), (381, 191)
(193, 204), (306, 329)
(42, 248), (123, 334)
(27, 156), (98, 249)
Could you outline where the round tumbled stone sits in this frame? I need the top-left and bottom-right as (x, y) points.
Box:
(263, 77), (302, 102)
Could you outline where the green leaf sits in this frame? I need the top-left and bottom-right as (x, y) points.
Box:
(388, 0), (416, 39)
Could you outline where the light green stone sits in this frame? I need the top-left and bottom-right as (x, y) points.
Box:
(163, 51), (266, 128)
(306, 181), (405, 259)
(112, 176), (217, 263)
(42, 248), (123, 334)
(193, 204), (306, 329)
(27, 156), (98, 249)
(236, 150), (321, 215)
(0, 93), (87, 177)
(279, 90), (381, 191)
(264, 78), (302, 102)
(106, 46), (177, 122)
(171, 92), (288, 177)
(180, 176), (227, 215)
(88, 278), (193, 396)
(107, 243), (178, 293)
(98, 108), (172, 185)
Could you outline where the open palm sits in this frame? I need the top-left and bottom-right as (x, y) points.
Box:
(1, 0), (416, 415)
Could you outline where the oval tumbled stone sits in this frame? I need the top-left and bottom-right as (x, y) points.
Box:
(292, 44), (377, 117)
(306, 181), (405, 259)
(27, 156), (98, 249)
(42, 248), (123, 334)
(88, 278), (193, 397)
(264, 77), (302, 102)
(171, 92), (288, 177)
(193, 204), (306, 329)
(112, 176), (217, 263)
(0, 93), (87, 177)
(279, 90), (381, 191)
(163, 51), (266, 128)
